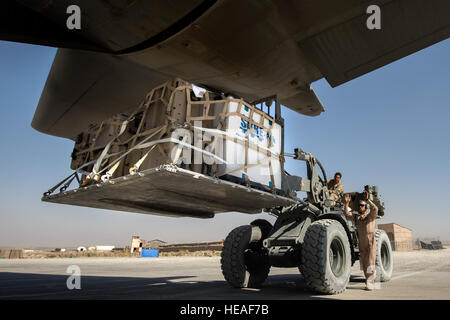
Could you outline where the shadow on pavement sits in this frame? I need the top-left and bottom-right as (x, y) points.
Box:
(0, 272), (365, 300)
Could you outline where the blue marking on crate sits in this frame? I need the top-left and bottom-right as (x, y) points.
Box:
(244, 106), (249, 112)
(141, 249), (159, 258)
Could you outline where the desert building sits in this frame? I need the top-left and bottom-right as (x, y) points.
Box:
(131, 236), (144, 253)
(146, 239), (166, 249)
(95, 245), (115, 251)
(0, 249), (23, 259)
(378, 223), (413, 251)
(130, 236), (166, 253)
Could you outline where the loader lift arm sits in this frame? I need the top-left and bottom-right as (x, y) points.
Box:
(282, 148), (331, 214)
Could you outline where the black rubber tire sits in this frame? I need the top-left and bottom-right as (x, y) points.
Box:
(221, 225), (270, 288)
(375, 229), (393, 282)
(301, 219), (352, 294)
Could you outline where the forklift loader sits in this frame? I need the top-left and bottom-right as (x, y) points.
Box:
(220, 146), (394, 294)
(219, 97), (394, 294)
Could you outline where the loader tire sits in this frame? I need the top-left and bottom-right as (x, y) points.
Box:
(301, 219), (351, 294)
(221, 225), (270, 288)
(375, 229), (393, 282)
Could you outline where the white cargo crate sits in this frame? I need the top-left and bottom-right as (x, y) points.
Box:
(217, 100), (281, 189)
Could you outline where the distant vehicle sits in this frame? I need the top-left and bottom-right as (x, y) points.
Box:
(95, 246), (115, 252)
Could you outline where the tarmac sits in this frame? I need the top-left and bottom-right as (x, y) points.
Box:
(0, 249), (449, 300)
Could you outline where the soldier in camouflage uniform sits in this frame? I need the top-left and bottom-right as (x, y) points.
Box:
(327, 172), (344, 204)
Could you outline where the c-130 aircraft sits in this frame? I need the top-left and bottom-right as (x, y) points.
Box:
(1, 0), (449, 294)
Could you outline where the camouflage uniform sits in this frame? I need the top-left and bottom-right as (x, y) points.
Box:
(327, 179), (344, 202)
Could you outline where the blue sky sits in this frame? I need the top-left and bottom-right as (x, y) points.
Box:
(0, 39), (449, 248)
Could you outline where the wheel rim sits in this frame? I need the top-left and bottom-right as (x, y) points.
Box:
(381, 242), (390, 270)
(329, 237), (345, 277)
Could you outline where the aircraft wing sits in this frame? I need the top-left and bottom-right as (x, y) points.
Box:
(1, 0), (449, 139)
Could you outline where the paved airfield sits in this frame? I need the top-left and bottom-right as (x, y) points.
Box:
(1, 250), (449, 299)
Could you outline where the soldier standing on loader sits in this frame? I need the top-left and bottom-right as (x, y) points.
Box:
(344, 191), (379, 290)
(327, 172), (344, 204)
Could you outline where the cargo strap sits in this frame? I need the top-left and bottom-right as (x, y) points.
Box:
(95, 125), (167, 177)
(101, 161), (123, 182)
(101, 136), (231, 180)
(43, 172), (78, 196)
(92, 119), (131, 174)
(95, 127), (230, 181)
(129, 145), (157, 175)
(133, 137), (229, 165)
(75, 151), (121, 176)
